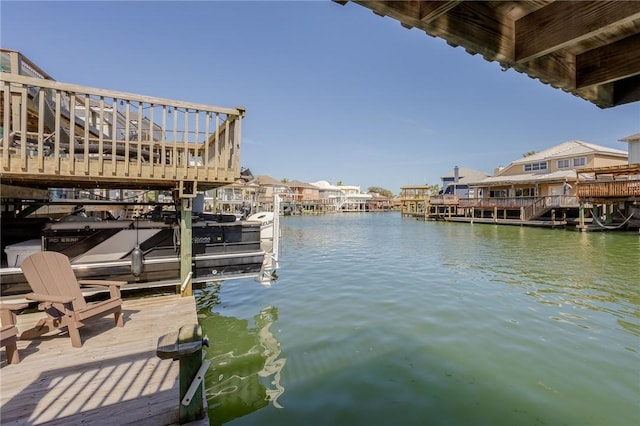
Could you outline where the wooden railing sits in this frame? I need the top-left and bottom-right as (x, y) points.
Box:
(576, 179), (640, 198)
(0, 72), (243, 191)
(429, 194), (459, 205)
(457, 196), (531, 209)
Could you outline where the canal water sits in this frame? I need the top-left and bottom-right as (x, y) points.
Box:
(196, 213), (639, 426)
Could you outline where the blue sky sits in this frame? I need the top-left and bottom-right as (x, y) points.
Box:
(2, 1), (638, 194)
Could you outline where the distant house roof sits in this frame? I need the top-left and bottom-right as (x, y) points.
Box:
(441, 168), (490, 185)
(255, 175), (285, 186)
(511, 140), (627, 165)
(470, 170), (577, 186)
(620, 133), (640, 143)
(287, 180), (318, 189)
(310, 180), (341, 191)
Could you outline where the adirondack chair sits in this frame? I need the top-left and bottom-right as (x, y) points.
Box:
(1, 303), (28, 364)
(20, 251), (126, 348)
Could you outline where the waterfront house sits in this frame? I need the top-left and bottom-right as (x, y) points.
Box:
(400, 185), (433, 217)
(472, 140), (628, 199)
(366, 193), (392, 212)
(466, 140), (628, 224)
(254, 175), (295, 214)
(309, 180), (346, 213)
(421, 140), (629, 227)
(287, 180), (321, 214)
(429, 167), (490, 215)
(619, 132), (640, 164)
(337, 185), (372, 212)
(441, 166), (490, 198)
(208, 179), (259, 215)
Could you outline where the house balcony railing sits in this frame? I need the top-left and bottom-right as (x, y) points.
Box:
(576, 179), (640, 199)
(429, 194), (459, 205)
(452, 195), (579, 210)
(456, 196), (530, 209)
(1, 72), (243, 191)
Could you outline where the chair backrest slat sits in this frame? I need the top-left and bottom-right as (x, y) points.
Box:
(21, 252), (87, 311)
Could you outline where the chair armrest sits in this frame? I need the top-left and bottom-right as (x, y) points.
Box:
(26, 293), (75, 304)
(0, 302), (28, 325)
(0, 302), (29, 311)
(78, 280), (127, 288)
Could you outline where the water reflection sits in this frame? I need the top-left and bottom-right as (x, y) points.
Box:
(196, 287), (285, 425)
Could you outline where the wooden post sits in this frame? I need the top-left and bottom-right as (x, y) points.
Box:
(605, 204), (613, 224)
(178, 324), (205, 424)
(156, 324), (209, 424)
(180, 197), (192, 297)
(579, 202), (585, 229)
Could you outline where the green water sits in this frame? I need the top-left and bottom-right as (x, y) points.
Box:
(196, 213), (640, 425)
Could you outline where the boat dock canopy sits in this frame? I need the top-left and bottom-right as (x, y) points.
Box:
(337, 1), (640, 109)
(1, 49), (243, 192)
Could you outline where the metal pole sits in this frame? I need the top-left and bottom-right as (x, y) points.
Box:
(180, 197), (192, 296)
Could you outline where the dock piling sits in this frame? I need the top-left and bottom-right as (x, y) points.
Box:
(157, 323), (209, 424)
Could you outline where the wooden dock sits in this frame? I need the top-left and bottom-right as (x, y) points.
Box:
(0, 294), (208, 425)
(442, 216), (567, 228)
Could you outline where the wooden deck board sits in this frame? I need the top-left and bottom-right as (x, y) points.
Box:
(0, 295), (208, 425)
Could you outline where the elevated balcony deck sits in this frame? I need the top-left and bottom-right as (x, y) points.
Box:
(1, 50), (243, 193)
(576, 164), (640, 202)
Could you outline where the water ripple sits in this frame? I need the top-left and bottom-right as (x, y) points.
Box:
(199, 213), (640, 426)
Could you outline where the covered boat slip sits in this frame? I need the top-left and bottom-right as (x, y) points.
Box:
(0, 48), (272, 296)
(0, 294), (208, 425)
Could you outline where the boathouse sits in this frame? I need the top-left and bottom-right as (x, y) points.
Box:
(575, 133), (640, 230)
(0, 48), (246, 294)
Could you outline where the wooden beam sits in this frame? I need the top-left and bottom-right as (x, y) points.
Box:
(613, 74), (640, 107)
(420, 1), (462, 24)
(420, 1), (514, 62)
(515, 1), (640, 62)
(0, 183), (49, 199)
(576, 33), (640, 88)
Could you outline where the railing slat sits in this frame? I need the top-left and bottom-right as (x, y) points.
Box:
(69, 93), (76, 174)
(37, 87), (44, 172)
(99, 96), (105, 174)
(111, 98), (117, 176)
(125, 101), (130, 176)
(172, 108), (178, 179)
(20, 88), (28, 170)
(83, 95), (90, 174)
